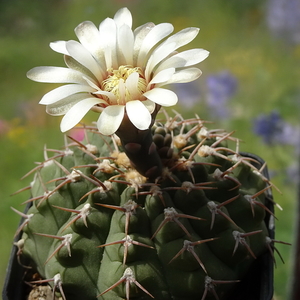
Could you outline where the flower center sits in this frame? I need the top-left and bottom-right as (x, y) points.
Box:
(102, 66), (147, 105)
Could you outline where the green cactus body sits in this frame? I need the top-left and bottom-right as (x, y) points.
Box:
(14, 117), (275, 300)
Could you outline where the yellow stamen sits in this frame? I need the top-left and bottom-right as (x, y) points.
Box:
(102, 66), (147, 104)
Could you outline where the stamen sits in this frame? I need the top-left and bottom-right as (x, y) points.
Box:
(102, 66), (147, 104)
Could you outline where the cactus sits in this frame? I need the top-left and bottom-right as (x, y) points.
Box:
(9, 7), (287, 300)
(12, 115), (281, 300)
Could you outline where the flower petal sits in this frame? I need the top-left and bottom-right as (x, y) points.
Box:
(133, 22), (155, 64)
(143, 88), (178, 107)
(50, 41), (68, 55)
(163, 27), (200, 50)
(27, 66), (86, 84)
(75, 21), (101, 52)
(46, 93), (95, 116)
(117, 24), (134, 65)
(136, 23), (174, 67)
(145, 27), (200, 77)
(148, 67), (175, 85)
(114, 7), (132, 28)
(66, 40), (104, 80)
(145, 42), (176, 81)
(126, 100), (151, 130)
(40, 84), (96, 105)
(97, 105), (124, 135)
(93, 90), (117, 103)
(60, 97), (102, 132)
(142, 99), (156, 113)
(125, 72), (140, 100)
(64, 55), (97, 82)
(159, 68), (202, 86)
(156, 49), (210, 73)
(74, 21), (108, 71)
(118, 78), (126, 104)
(99, 17), (117, 69)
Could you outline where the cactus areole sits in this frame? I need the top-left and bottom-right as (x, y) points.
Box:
(4, 7), (286, 300)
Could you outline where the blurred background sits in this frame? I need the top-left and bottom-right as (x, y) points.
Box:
(0, 0), (299, 299)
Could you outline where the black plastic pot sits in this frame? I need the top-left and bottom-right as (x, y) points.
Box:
(227, 152), (275, 300)
(2, 202), (31, 300)
(2, 153), (275, 300)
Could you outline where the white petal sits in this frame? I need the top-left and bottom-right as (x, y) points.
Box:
(40, 84), (95, 105)
(126, 100), (151, 130)
(93, 90), (117, 104)
(114, 7), (132, 28)
(99, 18), (117, 69)
(66, 40), (103, 80)
(99, 17), (117, 44)
(156, 49), (209, 73)
(46, 93), (93, 116)
(143, 88), (178, 107)
(117, 24), (134, 65)
(50, 41), (68, 55)
(75, 21), (101, 52)
(74, 21), (105, 66)
(133, 22), (155, 64)
(27, 66), (86, 84)
(125, 72), (140, 100)
(97, 105), (124, 135)
(145, 27), (200, 76)
(136, 23), (174, 67)
(162, 27), (200, 51)
(64, 55), (95, 80)
(82, 75), (101, 90)
(117, 79), (126, 104)
(142, 99), (156, 113)
(160, 68), (202, 86)
(145, 42), (176, 81)
(149, 67), (175, 85)
(60, 97), (102, 132)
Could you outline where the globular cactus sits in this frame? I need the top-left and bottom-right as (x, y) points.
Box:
(9, 7), (288, 300)
(12, 114), (281, 300)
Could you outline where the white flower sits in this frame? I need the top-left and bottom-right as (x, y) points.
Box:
(27, 7), (209, 135)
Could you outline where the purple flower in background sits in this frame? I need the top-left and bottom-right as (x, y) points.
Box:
(206, 70), (238, 119)
(266, 0), (300, 44)
(253, 110), (281, 144)
(172, 70), (237, 117)
(253, 110), (300, 146)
